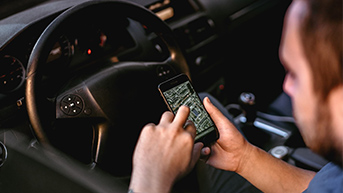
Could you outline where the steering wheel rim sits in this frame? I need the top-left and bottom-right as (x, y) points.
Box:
(26, 0), (189, 175)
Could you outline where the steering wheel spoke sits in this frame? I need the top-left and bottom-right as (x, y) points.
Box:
(91, 122), (110, 164)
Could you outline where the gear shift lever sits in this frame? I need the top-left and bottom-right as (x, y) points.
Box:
(239, 92), (256, 124)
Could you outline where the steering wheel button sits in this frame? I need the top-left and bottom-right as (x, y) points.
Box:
(60, 94), (84, 116)
(84, 108), (92, 115)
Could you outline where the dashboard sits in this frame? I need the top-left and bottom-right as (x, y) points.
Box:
(0, 0), (289, 120)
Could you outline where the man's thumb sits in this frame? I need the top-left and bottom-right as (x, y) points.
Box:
(203, 97), (225, 124)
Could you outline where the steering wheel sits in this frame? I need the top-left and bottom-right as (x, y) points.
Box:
(26, 0), (189, 176)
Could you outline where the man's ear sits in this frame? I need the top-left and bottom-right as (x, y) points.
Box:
(329, 84), (343, 144)
(338, 84), (343, 113)
(335, 84), (343, 103)
(334, 84), (343, 112)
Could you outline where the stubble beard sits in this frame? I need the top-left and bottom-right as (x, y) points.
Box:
(312, 101), (342, 166)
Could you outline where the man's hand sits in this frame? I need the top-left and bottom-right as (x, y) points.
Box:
(129, 106), (203, 193)
(201, 97), (315, 192)
(201, 97), (252, 173)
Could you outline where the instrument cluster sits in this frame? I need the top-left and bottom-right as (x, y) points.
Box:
(0, 55), (25, 93)
(0, 17), (136, 94)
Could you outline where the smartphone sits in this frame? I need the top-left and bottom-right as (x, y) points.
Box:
(158, 73), (219, 145)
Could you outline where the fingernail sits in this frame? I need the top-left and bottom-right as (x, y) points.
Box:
(202, 148), (209, 154)
(205, 97), (212, 104)
(181, 105), (190, 110)
(186, 120), (193, 124)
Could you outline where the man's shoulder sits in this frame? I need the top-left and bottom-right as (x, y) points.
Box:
(304, 162), (343, 193)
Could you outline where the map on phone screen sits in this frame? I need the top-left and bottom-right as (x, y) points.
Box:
(162, 80), (215, 137)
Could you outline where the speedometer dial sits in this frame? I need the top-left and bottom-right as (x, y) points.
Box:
(0, 56), (25, 93)
(47, 35), (74, 65)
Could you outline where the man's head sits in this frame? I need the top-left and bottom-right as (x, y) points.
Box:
(279, 0), (342, 165)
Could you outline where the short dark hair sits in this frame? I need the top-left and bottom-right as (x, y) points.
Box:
(300, 0), (342, 101)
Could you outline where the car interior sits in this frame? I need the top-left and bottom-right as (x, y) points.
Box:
(0, 0), (329, 192)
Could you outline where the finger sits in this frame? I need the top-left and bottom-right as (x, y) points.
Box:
(201, 146), (211, 156)
(194, 142), (204, 154)
(173, 105), (190, 127)
(203, 97), (228, 126)
(184, 120), (196, 139)
(137, 123), (156, 145)
(190, 142), (204, 168)
(159, 111), (175, 125)
(199, 146), (211, 162)
(141, 123), (156, 134)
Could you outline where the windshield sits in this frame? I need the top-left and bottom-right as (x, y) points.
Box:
(0, 0), (48, 20)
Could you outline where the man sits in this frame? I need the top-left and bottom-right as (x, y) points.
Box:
(129, 0), (343, 192)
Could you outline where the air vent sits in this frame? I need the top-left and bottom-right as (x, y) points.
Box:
(173, 17), (215, 48)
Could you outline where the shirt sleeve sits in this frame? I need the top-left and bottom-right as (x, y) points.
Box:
(303, 162), (343, 193)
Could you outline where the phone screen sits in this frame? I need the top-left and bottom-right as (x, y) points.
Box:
(161, 79), (216, 141)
